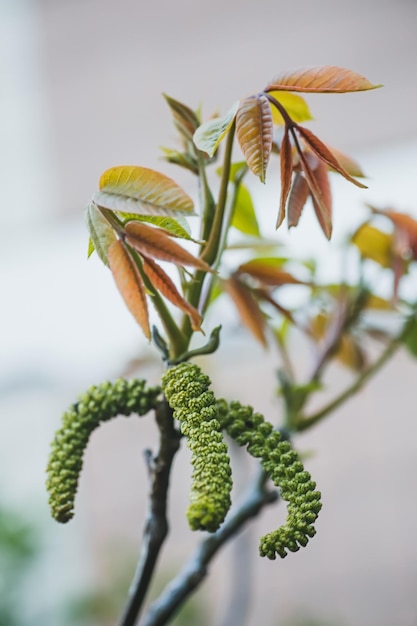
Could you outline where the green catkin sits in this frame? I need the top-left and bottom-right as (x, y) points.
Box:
(46, 379), (161, 523)
(216, 399), (322, 560)
(161, 363), (232, 533)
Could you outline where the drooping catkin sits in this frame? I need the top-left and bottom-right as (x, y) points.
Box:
(46, 378), (160, 523)
(216, 399), (322, 559)
(162, 363), (232, 532)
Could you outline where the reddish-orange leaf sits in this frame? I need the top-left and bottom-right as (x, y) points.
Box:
(326, 146), (365, 178)
(310, 160), (332, 238)
(124, 221), (213, 272)
(287, 173), (310, 228)
(296, 126), (367, 189)
(254, 287), (297, 325)
(264, 66), (381, 94)
(141, 256), (203, 332)
(277, 128), (293, 228)
(237, 260), (305, 287)
(223, 276), (267, 347)
(236, 95), (273, 183)
(298, 149), (332, 239)
(108, 240), (150, 339)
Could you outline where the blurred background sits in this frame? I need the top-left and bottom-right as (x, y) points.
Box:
(1, 0), (417, 624)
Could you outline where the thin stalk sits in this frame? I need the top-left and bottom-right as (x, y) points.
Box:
(180, 123), (236, 342)
(201, 121), (235, 266)
(297, 318), (413, 432)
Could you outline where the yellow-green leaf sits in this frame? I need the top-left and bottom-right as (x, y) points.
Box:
(236, 95), (273, 183)
(268, 91), (313, 125)
(108, 241), (151, 339)
(87, 237), (95, 259)
(85, 202), (117, 267)
(193, 101), (239, 157)
(265, 66), (381, 93)
(352, 223), (393, 268)
(94, 166), (195, 217)
(231, 184), (260, 237)
(117, 213), (197, 241)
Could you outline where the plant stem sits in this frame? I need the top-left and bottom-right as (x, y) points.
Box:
(180, 123), (236, 343)
(118, 400), (181, 626)
(297, 319), (412, 432)
(201, 122), (235, 267)
(141, 469), (277, 626)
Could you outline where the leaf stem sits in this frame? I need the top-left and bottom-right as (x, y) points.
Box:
(201, 121), (236, 266)
(180, 123), (236, 343)
(297, 316), (413, 432)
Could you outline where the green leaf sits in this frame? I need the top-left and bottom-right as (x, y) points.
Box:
(163, 93), (200, 141)
(403, 315), (417, 358)
(85, 202), (117, 267)
(87, 237), (95, 258)
(231, 184), (260, 237)
(193, 101), (239, 157)
(94, 165), (195, 216)
(216, 160), (248, 183)
(267, 91), (313, 125)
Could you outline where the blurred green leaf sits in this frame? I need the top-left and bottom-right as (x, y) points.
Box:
(231, 184), (260, 237)
(403, 315), (417, 358)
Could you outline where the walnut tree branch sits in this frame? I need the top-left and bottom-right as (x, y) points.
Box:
(141, 468), (278, 626)
(119, 400), (181, 626)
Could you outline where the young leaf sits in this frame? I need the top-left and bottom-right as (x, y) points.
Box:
(352, 223), (393, 268)
(163, 94), (200, 141)
(108, 240), (150, 339)
(224, 275), (267, 346)
(326, 146), (365, 178)
(309, 160), (332, 238)
(297, 149), (332, 239)
(87, 237), (95, 259)
(277, 128), (293, 228)
(85, 202), (117, 267)
(236, 95), (273, 183)
(193, 101), (240, 157)
(141, 256), (203, 332)
(231, 184), (260, 237)
(124, 221), (213, 272)
(267, 91), (313, 125)
(296, 126), (367, 188)
(287, 173), (310, 228)
(119, 213), (195, 240)
(264, 66), (381, 93)
(238, 258), (305, 287)
(94, 166), (195, 216)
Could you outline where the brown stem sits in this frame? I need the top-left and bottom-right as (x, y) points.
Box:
(118, 400), (181, 626)
(141, 469), (277, 626)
